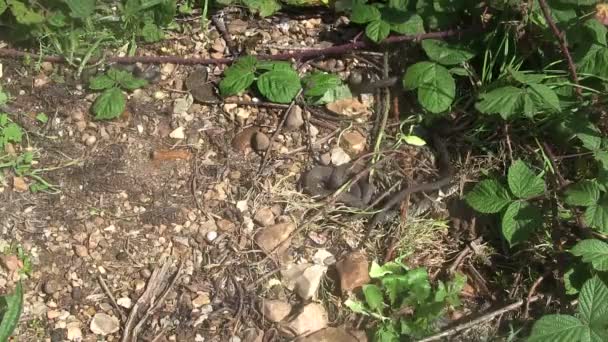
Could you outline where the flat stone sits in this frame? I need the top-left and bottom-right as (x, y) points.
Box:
(284, 303), (328, 336)
(295, 327), (367, 342)
(261, 299), (292, 322)
(335, 251), (370, 292)
(254, 222), (296, 255)
(90, 313), (120, 336)
(254, 207), (275, 227)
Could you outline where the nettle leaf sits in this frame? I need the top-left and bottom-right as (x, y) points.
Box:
(92, 88), (126, 120)
(578, 276), (608, 326)
(508, 160), (545, 199)
(565, 180), (601, 207)
(351, 4), (381, 24)
(376, 322), (399, 342)
(528, 315), (588, 342)
(421, 39), (475, 65)
(257, 69), (302, 103)
(465, 179), (512, 213)
(219, 56), (258, 96)
(64, 0), (95, 19)
(302, 73), (341, 97)
(362, 284), (385, 313)
(584, 196), (608, 233)
(571, 240), (608, 272)
(403, 62), (454, 113)
(366, 20), (391, 43)
(528, 83), (561, 112)
(502, 201), (542, 246)
(7, 0), (45, 24)
(576, 44), (608, 78)
(388, 0), (408, 11)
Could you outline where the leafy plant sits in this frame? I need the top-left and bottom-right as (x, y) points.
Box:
(89, 68), (148, 120)
(0, 281), (23, 342)
(219, 56), (351, 104)
(0, 114), (23, 151)
(345, 257), (466, 341)
(349, 0), (425, 43)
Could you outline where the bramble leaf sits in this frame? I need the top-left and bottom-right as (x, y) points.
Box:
(92, 88), (126, 120)
(403, 62), (454, 113)
(507, 160), (545, 199)
(219, 56), (258, 96)
(565, 180), (601, 207)
(302, 73), (342, 97)
(107, 68), (147, 90)
(351, 4), (381, 24)
(584, 196), (608, 233)
(578, 276), (608, 326)
(362, 284), (385, 313)
(366, 20), (391, 43)
(257, 69), (302, 103)
(89, 74), (116, 90)
(64, 0), (95, 18)
(387, 12), (425, 35)
(501, 201), (542, 246)
(7, 0), (45, 24)
(421, 39), (475, 65)
(465, 179), (512, 213)
(528, 315), (588, 342)
(571, 240), (608, 272)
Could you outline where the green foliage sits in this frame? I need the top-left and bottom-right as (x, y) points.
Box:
(0, 114), (23, 151)
(528, 277), (608, 341)
(466, 160), (545, 246)
(219, 56), (350, 104)
(345, 258), (466, 341)
(0, 282), (23, 342)
(349, 0), (425, 43)
(89, 68), (147, 120)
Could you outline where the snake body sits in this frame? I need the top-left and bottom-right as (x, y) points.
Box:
(300, 163), (375, 208)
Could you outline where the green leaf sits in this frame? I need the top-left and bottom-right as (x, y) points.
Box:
(257, 61), (293, 71)
(475, 86), (535, 120)
(257, 70), (302, 103)
(366, 20), (391, 43)
(0, 282), (23, 342)
(302, 73), (341, 97)
(571, 240), (608, 272)
(388, 13), (425, 35)
(507, 160), (545, 199)
(576, 44), (608, 79)
(35, 113), (48, 123)
(0, 89), (7, 106)
(0, 1), (6, 16)
(219, 56), (258, 96)
(89, 74), (116, 90)
(403, 62), (455, 113)
(501, 201), (542, 246)
(369, 261), (393, 278)
(107, 69), (147, 90)
(7, 0), (45, 24)
(362, 284), (385, 313)
(351, 4), (381, 24)
(388, 0), (408, 11)
(565, 181), (601, 207)
(465, 179), (512, 214)
(510, 70), (546, 85)
(47, 11), (66, 27)
(92, 88), (126, 120)
(63, 0), (95, 18)
(584, 196), (608, 233)
(583, 19), (607, 46)
(564, 264), (591, 295)
(243, 0), (281, 17)
(528, 315), (588, 342)
(141, 21), (164, 43)
(421, 39), (475, 65)
(555, 0), (598, 5)
(528, 83), (561, 112)
(567, 119), (603, 151)
(579, 276), (608, 326)
(375, 322), (399, 342)
(311, 84), (352, 105)
(2, 123), (23, 144)
(344, 298), (370, 316)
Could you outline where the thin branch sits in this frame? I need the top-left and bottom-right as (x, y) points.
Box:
(0, 27), (479, 66)
(537, 0), (582, 97)
(416, 296), (542, 342)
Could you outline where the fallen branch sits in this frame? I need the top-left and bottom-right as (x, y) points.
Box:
(0, 27), (479, 66)
(537, 0), (582, 97)
(416, 295), (542, 342)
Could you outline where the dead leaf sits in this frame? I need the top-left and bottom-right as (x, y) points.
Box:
(325, 98), (370, 117)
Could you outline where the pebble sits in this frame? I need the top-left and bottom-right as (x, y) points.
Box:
(254, 207), (275, 227)
(134, 279), (146, 292)
(66, 323), (82, 341)
(169, 127), (186, 140)
(117, 297), (132, 309)
(285, 105), (304, 129)
(47, 309), (62, 320)
(140, 268), (152, 279)
(115, 251), (129, 261)
(335, 251), (370, 292)
(261, 300), (292, 322)
(319, 152), (331, 166)
(192, 293), (211, 308)
(71, 287), (83, 301)
(90, 313), (120, 336)
(206, 231), (218, 242)
(43, 279), (61, 295)
(330, 147), (351, 165)
(73, 245), (89, 257)
(252, 132), (270, 152)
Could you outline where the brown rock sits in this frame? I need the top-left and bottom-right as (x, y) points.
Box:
(12, 176), (28, 192)
(252, 132), (270, 152)
(335, 252), (370, 292)
(217, 219), (236, 232)
(74, 245), (89, 257)
(254, 222), (296, 255)
(341, 130), (366, 155)
(231, 127), (259, 154)
(261, 299), (292, 322)
(286, 105), (304, 129)
(295, 327), (367, 342)
(254, 207), (275, 227)
(283, 303), (328, 336)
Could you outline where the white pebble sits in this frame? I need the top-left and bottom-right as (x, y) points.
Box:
(206, 231), (218, 242)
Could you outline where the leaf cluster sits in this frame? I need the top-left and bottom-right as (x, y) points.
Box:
(89, 68), (148, 120)
(345, 258), (466, 341)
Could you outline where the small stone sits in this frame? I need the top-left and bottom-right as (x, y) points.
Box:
(90, 313), (120, 336)
(134, 279), (146, 292)
(192, 293), (211, 308)
(330, 147), (351, 165)
(211, 38), (227, 53)
(223, 103), (238, 113)
(217, 219), (236, 232)
(319, 153), (331, 166)
(229, 337), (241, 342)
(235, 108), (251, 125)
(254, 222), (296, 255)
(252, 132), (270, 152)
(71, 109), (85, 122)
(66, 323), (82, 341)
(231, 127), (258, 154)
(285, 105), (304, 129)
(75, 120), (87, 132)
(309, 124), (319, 138)
(284, 303), (328, 336)
(294, 327), (367, 342)
(117, 297), (132, 309)
(115, 251), (129, 261)
(73, 245), (88, 257)
(47, 309), (61, 320)
(43, 279), (61, 295)
(173, 95), (193, 115)
(71, 287), (83, 301)
(140, 268), (152, 279)
(12, 177), (28, 192)
(341, 130), (366, 155)
(284, 263), (327, 300)
(0, 255), (22, 272)
(254, 207), (275, 227)
(169, 127), (186, 140)
(261, 300), (292, 322)
(41, 62), (54, 73)
(335, 251), (370, 292)
(206, 231), (218, 242)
